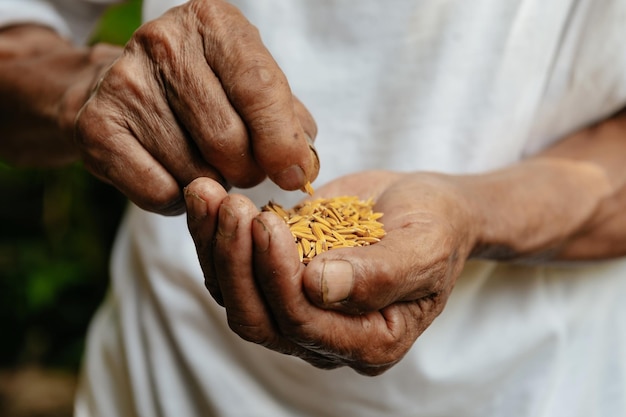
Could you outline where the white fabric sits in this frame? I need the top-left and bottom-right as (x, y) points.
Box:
(4, 0), (626, 416)
(0, 0), (120, 44)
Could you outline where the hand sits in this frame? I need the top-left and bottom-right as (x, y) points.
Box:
(184, 171), (477, 375)
(75, 0), (318, 215)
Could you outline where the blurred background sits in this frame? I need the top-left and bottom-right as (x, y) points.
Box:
(0, 1), (141, 416)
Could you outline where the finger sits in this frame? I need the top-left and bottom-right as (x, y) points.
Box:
(99, 55), (228, 186)
(75, 108), (183, 214)
(292, 96), (318, 142)
(250, 213), (348, 364)
(76, 60), (225, 213)
(130, 18), (266, 189)
(293, 96), (320, 182)
(184, 177), (229, 305)
(213, 195), (290, 348)
(252, 213), (425, 373)
(192, 1), (318, 189)
(302, 221), (461, 314)
(214, 198), (341, 368)
(185, 184), (330, 364)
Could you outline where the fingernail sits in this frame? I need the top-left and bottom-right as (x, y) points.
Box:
(217, 205), (237, 238)
(253, 217), (270, 253)
(273, 164), (306, 190)
(307, 134), (320, 175)
(321, 260), (354, 304)
(184, 190), (207, 221)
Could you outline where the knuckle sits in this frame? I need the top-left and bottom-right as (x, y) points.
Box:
(74, 116), (111, 171)
(239, 57), (281, 91)
(354, 363), (393, 377)
(228, 170), (265, 189)
(196, 119), (267, 188)
(131, 20), (181, 64)
(104, 59), (153, 105)
(201, 117), (247, 154)
(189, 0), (238, 24)
(99, 56), (132, 87)
(235, 58), (286, 115)
(350, 315), (412, 368)
(272, 309), (313, 345)
(130, 181), (182, 214)
(81, 152), (183, 215)
(74, 113), (115, 161)
(227, 318), (277, 347)
(356, 338), (405, 369)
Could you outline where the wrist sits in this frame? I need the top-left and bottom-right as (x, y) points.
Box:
(463, 158), (612, 261)
(58, 43), (122, 141)
(0, 25), (122, 167)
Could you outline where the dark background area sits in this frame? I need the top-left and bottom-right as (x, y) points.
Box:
(0, 1), (141, 416)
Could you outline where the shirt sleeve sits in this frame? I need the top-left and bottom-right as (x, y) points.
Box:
(0, 0), (122, 45)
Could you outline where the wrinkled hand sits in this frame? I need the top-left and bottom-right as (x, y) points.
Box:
(185, 170), (478, 375)
(75, 0), (318, 215)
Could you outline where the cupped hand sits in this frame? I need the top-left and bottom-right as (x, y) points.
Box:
(75, 0), (318, 215)
(185, 170), (478, 375)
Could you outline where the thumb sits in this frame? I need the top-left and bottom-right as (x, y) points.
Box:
(302, 226), (453, 314)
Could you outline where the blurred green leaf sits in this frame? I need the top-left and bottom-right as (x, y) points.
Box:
(26, 261), (82, 311)
(90, 0), (142, 46)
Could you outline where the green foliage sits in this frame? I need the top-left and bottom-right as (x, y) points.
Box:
(90, 0), (143, 46)
(0, 165), (126, 369)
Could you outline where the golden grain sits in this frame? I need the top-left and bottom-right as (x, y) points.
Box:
(301, 181), (316, 196)
(262, 189), (386, 264)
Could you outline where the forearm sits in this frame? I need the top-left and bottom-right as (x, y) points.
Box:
(467, 109), (626, 261)
(0, 24), (122, 167)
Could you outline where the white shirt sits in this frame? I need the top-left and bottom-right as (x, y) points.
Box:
(3, 1), (626, 416)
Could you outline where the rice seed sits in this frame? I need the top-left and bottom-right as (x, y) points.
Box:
(301, 181), (315, 196)
(262, 193), (385, 264)
(311, 223), (325, 242)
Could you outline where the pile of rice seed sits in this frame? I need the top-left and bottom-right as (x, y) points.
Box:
(262, 183), (385, 264)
